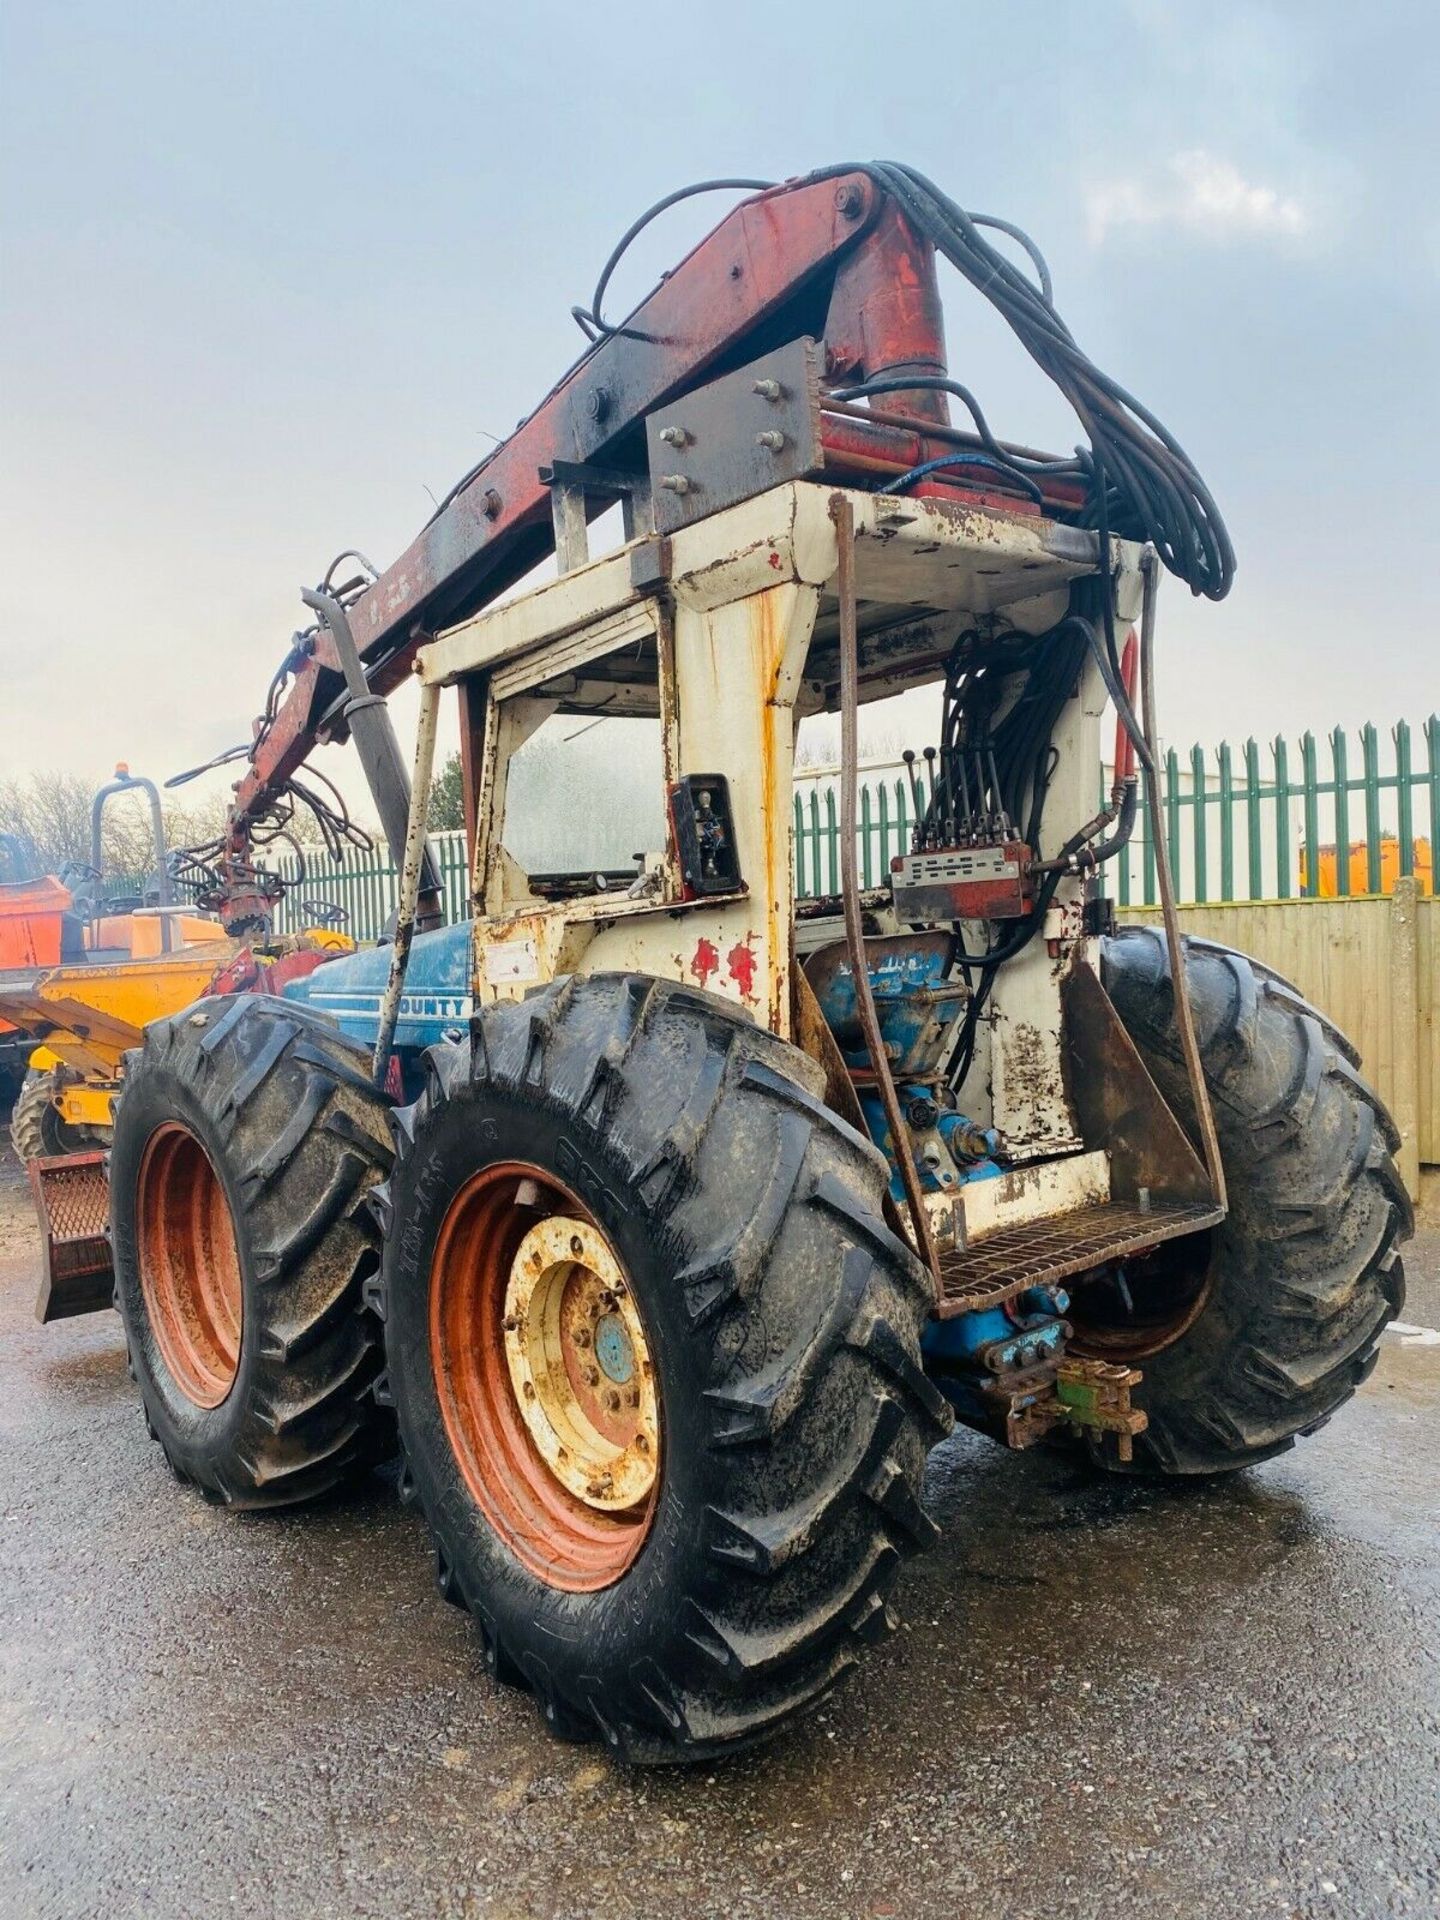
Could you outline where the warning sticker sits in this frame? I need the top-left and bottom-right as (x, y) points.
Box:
(483, 937), (540, 985)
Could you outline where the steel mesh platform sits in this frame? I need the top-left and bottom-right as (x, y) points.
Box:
(29, 1151), (115, 1324)
(936, 1198), (1222, 1317)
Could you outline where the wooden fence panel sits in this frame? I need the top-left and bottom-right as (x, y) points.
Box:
(1121, 888), (1433, 1194)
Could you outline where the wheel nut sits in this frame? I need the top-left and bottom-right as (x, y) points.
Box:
(604, 1389), (621, 1412)
(570, 1235), (583, 1256)
(635, 1434), (650, 1453)
(625, 1386), (640, 1408)
(573, 1327), (591, 1349)
(584, 1366), (600, 1387)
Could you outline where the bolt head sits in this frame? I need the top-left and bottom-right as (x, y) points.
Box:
(481, 488), (502, 520)
(604, 1389), (622, 1413)
(834, 182), (864, 218)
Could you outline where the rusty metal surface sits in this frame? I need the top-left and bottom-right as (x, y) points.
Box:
(135, 1125), (242, 1408)
(936, 1197), (1220, 1316)
(889, 839), (1035, 923)
(1062, 959), (1217, 1209)
(429, 1162), (657, 1594)
(227, 173), (884, 840)
(28, 1151), (113, 1323)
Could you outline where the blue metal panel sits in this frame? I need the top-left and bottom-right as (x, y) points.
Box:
(281, 922), (472, 1053)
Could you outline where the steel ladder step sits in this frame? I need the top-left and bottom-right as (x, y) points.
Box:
(935, 1197), (1222, 1318)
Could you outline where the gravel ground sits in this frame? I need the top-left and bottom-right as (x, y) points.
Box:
(1, 1137), (1437, 1920)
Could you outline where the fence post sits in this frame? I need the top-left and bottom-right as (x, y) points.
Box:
(1389, 876), (1422, 1200)
(793, 793), (807, 898)
(1360, 722), (1382, 894)
(1300, 731), (1320, 897)
(1244, 737), (1262, 900)
(1273, 735), (1291, 898)
(1395, 720), (1415, 881)
(1427, 714), (1440, 881)
(1331, 726), (1351, 898)
(1218, 740), (1234, 902)
(1140, 770), (1156, 905)
(1190, 743), (1208, 904)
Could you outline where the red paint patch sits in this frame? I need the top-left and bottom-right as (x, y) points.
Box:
(726, 938), (759, 1004)
(767, 549), (783, 570)
(690, 937), (720, 989)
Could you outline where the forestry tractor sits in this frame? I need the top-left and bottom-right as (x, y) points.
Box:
(65, 166), (1409, 1763)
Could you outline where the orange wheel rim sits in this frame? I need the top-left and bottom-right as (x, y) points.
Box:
(428, 1162), (661, 1594)
(136, 1123), (243, 1408)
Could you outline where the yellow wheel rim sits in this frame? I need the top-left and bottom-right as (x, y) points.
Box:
(501, 1215), (659, 1513)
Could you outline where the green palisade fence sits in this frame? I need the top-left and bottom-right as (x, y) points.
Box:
(269, 715), (1439, 942)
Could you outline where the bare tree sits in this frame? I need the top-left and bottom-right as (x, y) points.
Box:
(0, 770), (232, 883)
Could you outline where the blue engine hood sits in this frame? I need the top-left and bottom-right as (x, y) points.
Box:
(281, 921), (473, 1053)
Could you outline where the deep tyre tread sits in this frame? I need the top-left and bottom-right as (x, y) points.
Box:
(1090, 927), (1412, 1476)
(379, 973), (951, 1763)
(110, 994), (394, 1508)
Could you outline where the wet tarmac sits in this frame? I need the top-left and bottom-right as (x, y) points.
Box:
(1, 1142), (1436, 1920)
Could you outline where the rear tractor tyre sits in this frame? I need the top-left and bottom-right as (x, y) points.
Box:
(109, 995), (394, 1507)
(10, 1068), (100, 1161)
(1070, 928), (1412, 1475)
(376, 973), (952, 1763)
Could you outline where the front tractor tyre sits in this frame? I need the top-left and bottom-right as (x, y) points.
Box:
(376, 974), (952, 1764)
(1071, 929), (1412, 1475)
(109, 995), (395, 1507)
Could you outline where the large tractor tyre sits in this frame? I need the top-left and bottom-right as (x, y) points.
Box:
(376, 973), (951, 1764)
(10, 1068), (99, 1161)
(1070, 927), (1412, 1476)
(109, 995), (394, 1508)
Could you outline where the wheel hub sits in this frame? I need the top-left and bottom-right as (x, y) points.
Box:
(501, 1215), (658, 1512)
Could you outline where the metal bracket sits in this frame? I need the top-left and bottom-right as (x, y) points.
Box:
(1062, 960), (1217, 1209)
(539, 460), (655, 574)
(646, 338), (825, 533)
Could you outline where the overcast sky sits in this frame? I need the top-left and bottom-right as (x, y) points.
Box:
(2, 0), (1436, 826)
